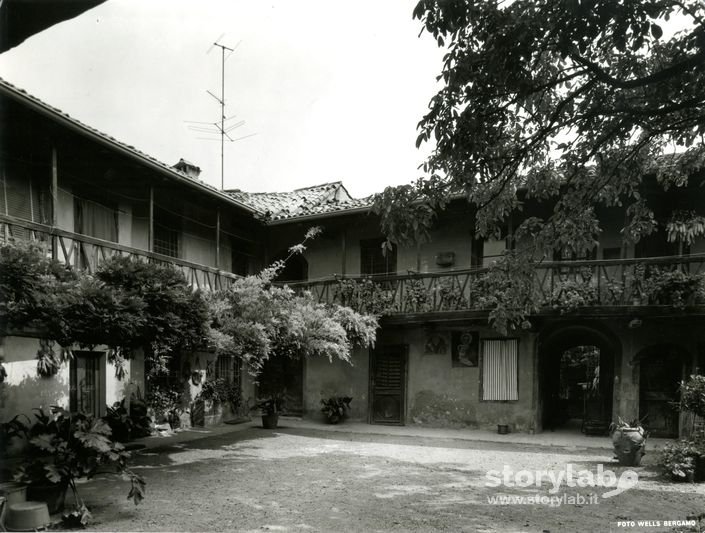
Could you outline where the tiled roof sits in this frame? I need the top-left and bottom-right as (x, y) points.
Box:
(227, 182), (372, 222)
(0, 77), (258, 214)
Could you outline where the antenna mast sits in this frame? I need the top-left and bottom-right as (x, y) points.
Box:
(186, 38), (256, 191)
(213, 41), (233, 191)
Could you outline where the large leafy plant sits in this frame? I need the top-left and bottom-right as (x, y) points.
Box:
(13, 407), (145, 525)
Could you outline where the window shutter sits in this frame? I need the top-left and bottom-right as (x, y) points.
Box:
(482, 339), (518, 401)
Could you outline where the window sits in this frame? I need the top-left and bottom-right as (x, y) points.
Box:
(74, 196), (118, 242)
(1, 170), (51, 241)
(602, 247), (621, 260)
(70, 351), (104, 417)
(215, 354), (242, 396)
(360, 238), (397, 275)
(470, 237), (484, 268)
(231, 236), (256, 276)
(154, 209), (181, 258)
(481, 339), (518, 401)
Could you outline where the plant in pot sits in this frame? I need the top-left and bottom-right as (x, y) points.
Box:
(609, 417), (647, 466)
(252, 394), (285, 429)
(659, 439), (700, 482)
(321, 396), (352, 424)
(13, 407), (145, 526)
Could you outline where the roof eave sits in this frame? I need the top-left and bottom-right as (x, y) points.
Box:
(265, 205), (373, 225)
(0, 79), (261, 215)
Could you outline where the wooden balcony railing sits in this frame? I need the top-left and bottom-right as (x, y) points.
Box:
(0, 214), (240, 291)
(288, 254), (705, 316)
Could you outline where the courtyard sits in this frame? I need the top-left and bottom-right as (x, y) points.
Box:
(77, 422), (705, 533)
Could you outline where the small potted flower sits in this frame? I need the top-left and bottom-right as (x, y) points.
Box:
(252, 394), (285, 429)
(321, 396), (352, 424)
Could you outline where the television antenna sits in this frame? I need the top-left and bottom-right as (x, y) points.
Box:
(185, 36), (256, 190)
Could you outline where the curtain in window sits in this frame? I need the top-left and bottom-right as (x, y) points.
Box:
(482, 339), (519, 401)
(75, 199), (118, 242)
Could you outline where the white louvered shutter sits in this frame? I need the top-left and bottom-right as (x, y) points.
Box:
(482, 339), (518, 401)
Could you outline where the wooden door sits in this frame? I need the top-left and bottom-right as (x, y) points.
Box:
(370, 345), (407, 425)
(639, 356), (681, 438)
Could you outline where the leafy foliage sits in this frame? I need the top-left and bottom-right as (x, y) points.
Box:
(680, 375), (705, 419)
(13, 407), (145, 522)
(196, 377), (241, 410)
(377, 0), (705, 255)
(320, 396), (352, 424)
(252, 393), (285, 416)
(208, 232), (378, 375)
(0, 243), (209, 381)
(659, 438), (702, 480)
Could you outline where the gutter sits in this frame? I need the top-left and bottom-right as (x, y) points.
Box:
(0, 79), (261, 215)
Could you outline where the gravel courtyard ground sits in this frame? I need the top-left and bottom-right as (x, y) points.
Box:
(76, 424), (705, 533)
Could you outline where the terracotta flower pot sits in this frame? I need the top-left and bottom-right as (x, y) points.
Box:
(262, 413), (279, 429)
(27, 482), (68, 514)
(611, 426), (647, 466)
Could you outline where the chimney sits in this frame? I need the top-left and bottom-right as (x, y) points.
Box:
(173, 158), (201, 179)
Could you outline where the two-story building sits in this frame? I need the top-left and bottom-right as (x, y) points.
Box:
(0, 77), (262, 423)
(231, 170), (705, 439)
(2, 75), (704, 439)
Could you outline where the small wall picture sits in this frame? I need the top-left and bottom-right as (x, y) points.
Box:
(424, 333), (448, 355)
(452, 331), (479, 367)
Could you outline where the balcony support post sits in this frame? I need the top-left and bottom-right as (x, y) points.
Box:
(148, 185), (154, 253)
(341, 229), (346, 276)
(216, 208), (221, 269)
(51, 147), (58, 259)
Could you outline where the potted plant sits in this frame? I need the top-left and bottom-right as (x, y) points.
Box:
(659, 439), (700, 482)
(321, 396), (352, 424)
(12, 407), (145, 524)
(609, 417), (647, 466)
(252, 394), (285, 429)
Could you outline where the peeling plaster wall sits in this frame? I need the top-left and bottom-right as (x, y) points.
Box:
(299, 324), (538, 432)
(380, 326), (537, 432)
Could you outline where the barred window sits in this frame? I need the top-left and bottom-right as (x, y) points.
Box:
(360, 238), (396, 275)
(481, 339), (518, 401)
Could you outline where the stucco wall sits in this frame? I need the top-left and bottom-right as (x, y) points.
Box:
(298, 323), (538, 431)
(0, 335), (143, 422)
(302, 347), (370, 421)
(379, 326), (537, 432)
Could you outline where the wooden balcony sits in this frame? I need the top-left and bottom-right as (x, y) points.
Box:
(289, 254), (705, 317)
(0, 214), (240, 291)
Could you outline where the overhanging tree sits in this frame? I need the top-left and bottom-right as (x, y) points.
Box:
(375, 0), (705, 256)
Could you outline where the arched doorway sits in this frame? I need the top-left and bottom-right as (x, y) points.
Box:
(637, 344), (689, 438)
(539, 323), (619, 433)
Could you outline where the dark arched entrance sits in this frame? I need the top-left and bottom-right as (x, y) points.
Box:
(539, 323), (619, 433)
(637, 344), (689, 438)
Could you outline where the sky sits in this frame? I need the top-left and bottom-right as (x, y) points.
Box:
(0, 0), (445, 198)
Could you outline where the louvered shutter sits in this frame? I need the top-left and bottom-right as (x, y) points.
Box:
(482, 339), (518, 401)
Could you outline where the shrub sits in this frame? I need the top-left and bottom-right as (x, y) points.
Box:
(659, 439), (700, 480)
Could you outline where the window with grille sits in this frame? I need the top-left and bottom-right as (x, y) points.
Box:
(154, 223), (180, 258)
(360, 238), (397, 275)
(70, 351), (103, 417)
(215, 354), (233, 381)
(1, 168), (51, 241)
(481, 339), (518, 401)
(153, 207), (181, 258)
